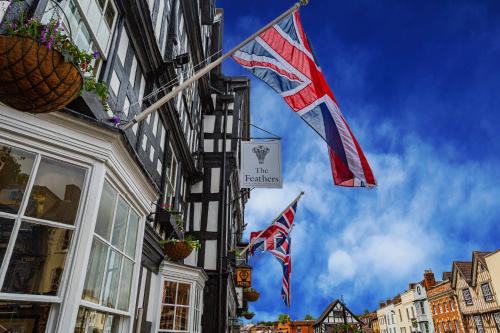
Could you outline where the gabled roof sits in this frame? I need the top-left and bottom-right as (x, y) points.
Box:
(314, 299), (363, 327)
(455, 261), (473, 283)
(472, 251), (493, 286)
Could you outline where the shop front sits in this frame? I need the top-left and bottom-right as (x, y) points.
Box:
(0, 106), (157, 332)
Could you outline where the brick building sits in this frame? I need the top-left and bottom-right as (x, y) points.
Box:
(274, 320), (315, 333)
(427, 272), (465, 333)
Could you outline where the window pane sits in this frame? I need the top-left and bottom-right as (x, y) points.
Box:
(175, 306), (189, 330)
(160, 305), (175, 329)
(163, 281), (176, 304)
(117, 258), (133, 311)
(95, 181), (117, 240)
(82, 239), (108, 304)
(102, 249), (122, 308)
(0, 301), (51, 332)
(111, 196), (129, 251)
(0, 145), (35, 214)
(177, 283), (190, 306)
(25, 157), (85, 225)
(2, 221), (72, 295)
(74, 306), (120, 333)
(0, 218), (15, 267)
(125, 210), (139, 257)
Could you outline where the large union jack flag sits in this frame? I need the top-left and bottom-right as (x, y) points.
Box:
(233, 11), (376, 187)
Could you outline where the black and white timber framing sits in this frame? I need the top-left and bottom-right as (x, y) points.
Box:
(2, 0), (250, 331)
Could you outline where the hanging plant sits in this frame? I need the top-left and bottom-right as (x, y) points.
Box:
(0, 12), (110, 114)
(240, 310), (255, 320)
(243, 288), (260, 302)
(160, 235), (201, 261)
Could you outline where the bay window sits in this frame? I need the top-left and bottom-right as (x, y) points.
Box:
(156, 263), (206, 333)
(82, 180), (140, 315)
(0, 142), (87, 330)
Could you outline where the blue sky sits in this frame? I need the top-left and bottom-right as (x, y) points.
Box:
(218, 0), (500, 321)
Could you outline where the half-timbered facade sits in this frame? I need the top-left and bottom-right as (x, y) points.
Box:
(314, 299), (363, 333)
(452, 252), (500, 333)
(0, 0), (250, 332)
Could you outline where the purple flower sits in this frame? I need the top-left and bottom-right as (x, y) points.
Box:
(109, 115), (121, 125)
(10, 22), (17, 30)
(92, 51), (100, 59)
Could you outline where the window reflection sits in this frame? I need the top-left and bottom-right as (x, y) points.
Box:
(102, 249), (122, 308)
(0, 145), (35, 214)
(2, 222), (73, 295)
(160, 281), (191, 332)
(117, 258), (133, 311)
(0, 218), (15, 268)
(82, 239), (108, 304)
(74, 306), (120, 333)
(95, 182), (117, 240)
(25, 157), (85, 225)
(0, 301), (51, 333)
(160, 305), (175, 329)
(111, 196), (129, 250)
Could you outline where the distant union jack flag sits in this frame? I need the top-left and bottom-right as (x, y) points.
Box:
(249, 201), (297, 256)
(249, 200), (297, 306)
(233, 11), (376, 187)
(270, 233), (291, 307)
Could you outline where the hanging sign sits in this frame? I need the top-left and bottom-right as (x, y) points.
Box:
(240, 141), (282, 188)
(235, 266), (252, 288)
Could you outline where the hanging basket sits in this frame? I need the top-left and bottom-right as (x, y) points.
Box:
(243, 313), (255, 320)
(163, 240), (194, 261)
(243, 289), (260, 302)
(0, 35), (83, 113)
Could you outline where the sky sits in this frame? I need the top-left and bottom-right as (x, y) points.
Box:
(217, 0), (500, 322)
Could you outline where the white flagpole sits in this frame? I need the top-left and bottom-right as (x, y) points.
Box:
(240, 191), (304, 256)
(120, 0), (309, 130)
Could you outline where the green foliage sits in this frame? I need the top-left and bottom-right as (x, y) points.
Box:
(244, 287), (258, 293)
(4, 14), (110, 112)
(332, 323), (361, 333)
(304, 314), (315, 320)
(241, 310), (254, 316)
(257, 321), (274, 326)
(159, 235), (201, 250)
(278, 313), (291, 324)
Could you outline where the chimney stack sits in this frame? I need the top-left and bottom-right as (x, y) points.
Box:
(424, 269), (436, 289)
(386, 299), (392, 305)
(379, 301), (385, 308)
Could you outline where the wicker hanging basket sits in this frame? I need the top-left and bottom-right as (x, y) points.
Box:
(163, 240), (194, 261)
(243, 289), (260, 302)
(243, 313), (255, 320)
(0, 35), (83, 113)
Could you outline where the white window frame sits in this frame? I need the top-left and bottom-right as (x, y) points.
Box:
(0, 139), (91, 331)
(155, 263), (207, 333)
(78, 177), (143, 329)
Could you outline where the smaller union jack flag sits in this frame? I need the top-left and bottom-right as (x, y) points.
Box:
(270, 233), (292, 307)
(249, 201), (297, 256)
